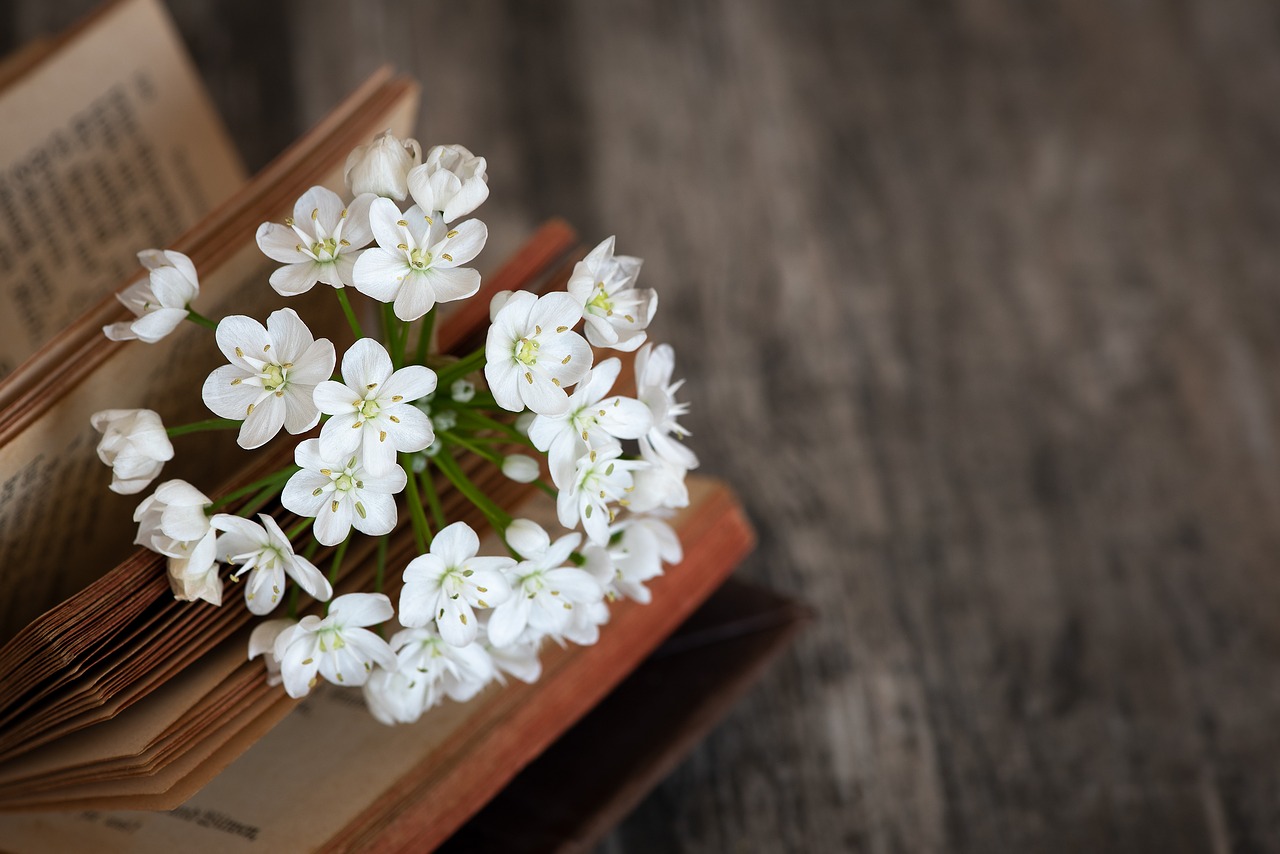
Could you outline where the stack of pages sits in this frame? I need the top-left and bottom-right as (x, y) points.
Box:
(0, 1), (759, 850)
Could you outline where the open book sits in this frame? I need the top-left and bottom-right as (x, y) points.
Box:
(0, 2), (762, 850)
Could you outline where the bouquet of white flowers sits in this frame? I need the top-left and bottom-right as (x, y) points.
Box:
(91, 133), (699, 726)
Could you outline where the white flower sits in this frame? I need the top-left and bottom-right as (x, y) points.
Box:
(559, 600), (611, 646)
(211, 513), (332, 615)
(134, 481), (222, 605)
(485, 634), (543, 684)
(164, 533), (222, 607)
(134, 479), (211, 550)
(255, 186), (375, 296)
(566, 237), (655, 352)
(352, 200), (487, 321)
(363, 628), (495, 725)
(583, 516), (682, 604)
(313, 338), (437, 476)
(405, 144), (489, 222)
(399, 521), (514, 646)
(528, 357), (651, 481)
(555, 444), (646, 546)
(202, 308), (336, 449)
(635, 343), (699, 470)
(344, 131), (422, 200)
(488, 289), (514, 321)
(484, 290), (592, 416)
(450, 378), (476, 403)
(248, 618), (295, 687)
(103, 250), (200, 343)
(628, 454), (690, 512)
(487, 519), (602, 647)
(501, 454), (541, 483)
(273, 592), (397, 698)
(91, 408), (174, 495)
(282, 438), (407, 546)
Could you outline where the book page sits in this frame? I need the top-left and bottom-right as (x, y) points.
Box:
(0, 84), (419, 647)
(0, 0), (245, 377)
(0, 480), (744, 851)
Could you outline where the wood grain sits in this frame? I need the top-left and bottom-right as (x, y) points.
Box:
(7, 0), (1280, 850)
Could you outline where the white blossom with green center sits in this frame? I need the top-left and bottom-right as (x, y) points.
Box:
(566, 236), (656, 352)
(282, 438), (407, 547)
(399, 521), (515, 647)
(313, 338), (437, 476)
(555, 443), (647, 546)
(274, 593), (398, 699)
(202, 308), (336, 449)
(528, 356), (652, 481)
(211, 513), (332, 616)
(582, 516), (682, 605)
(256, 185), (375, 296)
(486, 519), (603, 647)
(363, 626), (496, 725)
(485, 290), (593, 417)
(352, 199), (488, 321)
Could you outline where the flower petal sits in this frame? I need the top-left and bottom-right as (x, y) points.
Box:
(282, 470), (330, 517)
(352, 248), (409, 302)
(437, 219), (487, 266)
(423, 266), (480, 304)
(216, 315), (271, 369)
(329, 592), (395, 628)
(267, 261), (320, 297)
(201, 365), (257, 420)
(431, 521), (479, 565)
(342, 338), (394, 389)
(352, 491), (397, 537)
(238, 394), (286, 449)
(257, 222), (309, 264)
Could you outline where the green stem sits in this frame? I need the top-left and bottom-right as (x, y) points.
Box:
(434, 450), (512, 530)
(167, 418), (240, 437)
(210, 466), (299, 510)
(324, 536), (350, 615)
(374, 535), (388, 595)
(439, 429), (503, 465)
(286, 585), (299, 619)
(186, 309), (218, 331)
(381, 304), (400, 367)
(401, 453), (432, 552)
(414, 307), (436, 366)
(435, 347), (487, 388)
(452, 408), (536, 447)
(240, 481), (285, 517)
(335, 288), (365, 340)
(301, 535), (320, 561)
(458, 391), (502, 409)
(286, 517), (312, 540)
(420, 465), (447, 530)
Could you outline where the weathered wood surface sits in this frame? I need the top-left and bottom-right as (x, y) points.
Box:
(6, 1), (1280, 850)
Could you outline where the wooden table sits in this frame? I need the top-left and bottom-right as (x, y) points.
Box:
(6, 1), (1279, 850)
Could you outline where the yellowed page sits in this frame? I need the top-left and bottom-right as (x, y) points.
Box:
(0, 0), (245, 377)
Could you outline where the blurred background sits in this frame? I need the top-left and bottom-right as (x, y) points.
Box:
(7, 1), (1280, 851)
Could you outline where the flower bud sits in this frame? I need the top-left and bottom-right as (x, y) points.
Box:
(406, 144), (489, 222)
(502, 454), (541, 483)
(450, 378), (476, 403)
(90, 409), (174, 495)
(488, 289), (514, 322)
(344, 131), (422, 201)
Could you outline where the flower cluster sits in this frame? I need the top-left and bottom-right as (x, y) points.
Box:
(89, 133), (697, 724)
